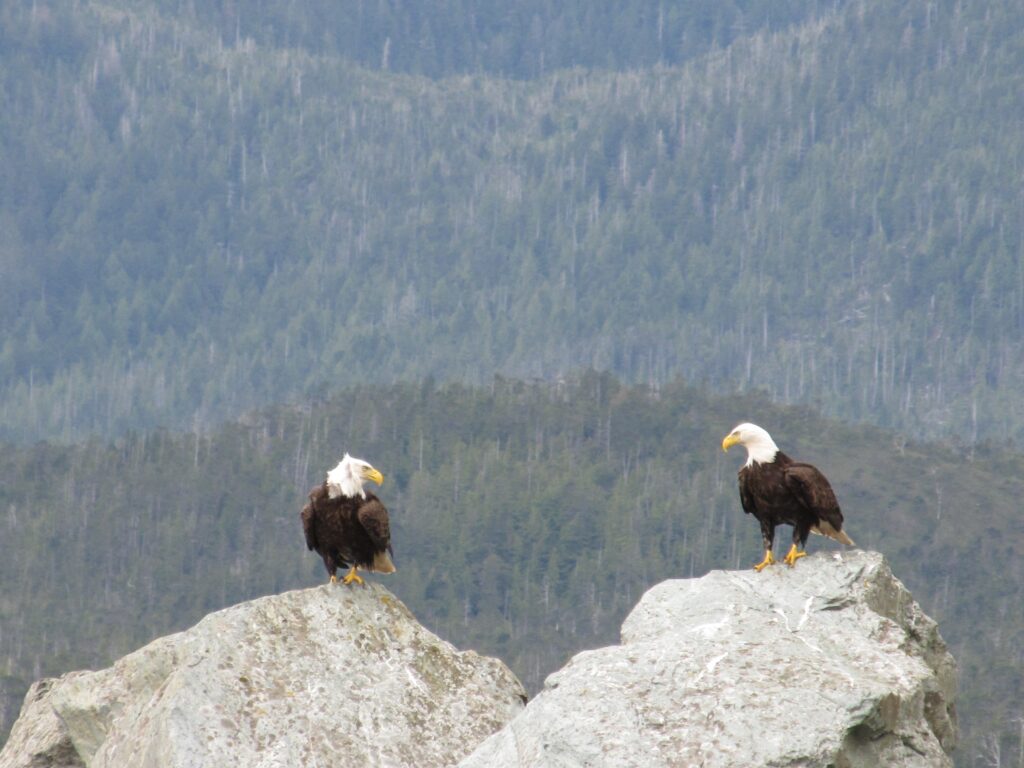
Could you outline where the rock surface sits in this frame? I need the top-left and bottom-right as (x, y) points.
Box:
(461, 550), (957, 768)
(0, 583), (526, 768)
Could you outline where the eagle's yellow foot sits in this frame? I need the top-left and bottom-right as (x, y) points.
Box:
(753, 550), (776, 572)
(341, 566), (364, 586)
(783, 545), (807, 567)
(329, 574), (338, 585)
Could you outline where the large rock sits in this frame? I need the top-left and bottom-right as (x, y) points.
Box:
(0, 583), (526, 768)
(461, 551), (957, 768)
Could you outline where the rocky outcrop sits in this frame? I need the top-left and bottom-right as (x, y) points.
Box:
(0, 583), (525, 768)
(461, 551), (957, 768)
(3, 552), (958, 768)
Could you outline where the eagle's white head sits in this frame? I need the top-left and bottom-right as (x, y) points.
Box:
(721, 423), (780, 467)
(326, 453), (385, 500)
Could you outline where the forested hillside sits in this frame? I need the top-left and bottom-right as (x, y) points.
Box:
(3, 0), (1024, 443)
(148, 0), (843, 78)
(1, 377), (1021, 764)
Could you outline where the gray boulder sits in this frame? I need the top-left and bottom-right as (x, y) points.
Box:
(0, 583), (525, 768)
(461, 550), (957, 768)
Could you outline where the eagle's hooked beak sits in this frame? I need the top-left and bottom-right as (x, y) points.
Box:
(364, 467), (384, 486)
(721, 433), (741, 452)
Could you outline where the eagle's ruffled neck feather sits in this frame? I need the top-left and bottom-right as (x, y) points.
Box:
(326, 456), (367, 500)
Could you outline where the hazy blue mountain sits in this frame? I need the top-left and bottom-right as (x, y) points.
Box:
(2, 0), (1023, 444)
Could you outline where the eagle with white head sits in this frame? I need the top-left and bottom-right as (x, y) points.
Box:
(301, 454), (395, 585)
(722, 423), (854, 571)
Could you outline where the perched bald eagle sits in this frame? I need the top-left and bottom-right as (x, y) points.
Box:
(722, 423), (854, 571)
(301, 453), (396, 585)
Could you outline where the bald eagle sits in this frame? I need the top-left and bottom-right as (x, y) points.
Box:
(301, 453), (396, 585)
(722, 423), (854, 571)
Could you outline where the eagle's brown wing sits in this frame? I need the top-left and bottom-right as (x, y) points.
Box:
(300, 501), (317, 551)
(357, 494), (392, 554)
(782, 462), (844, 532)
(301, 483), (330, 551)
(737, 466), (757, 515)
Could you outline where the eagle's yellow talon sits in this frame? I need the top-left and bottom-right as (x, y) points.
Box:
(753, 550), (776, 572)
(341, 566), (365, 586)
(783, 544), (807, 567)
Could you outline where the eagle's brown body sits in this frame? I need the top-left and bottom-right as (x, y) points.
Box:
(738, 451), (853, 552)
(301, 482), (395, 581)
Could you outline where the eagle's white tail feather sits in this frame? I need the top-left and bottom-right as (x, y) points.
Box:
(812, 522), (856, 546)
(371, 551), (396, 574)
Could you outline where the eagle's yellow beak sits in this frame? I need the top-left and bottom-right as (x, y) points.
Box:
(722, 433), (741, 452)
(364, 467), (384, 486)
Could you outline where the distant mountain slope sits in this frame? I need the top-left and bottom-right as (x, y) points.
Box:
(0, 376), (1021, 763)
(2, 0), (1023, 443)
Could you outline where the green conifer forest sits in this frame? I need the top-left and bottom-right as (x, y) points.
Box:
(2, 0), (1024, 443)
